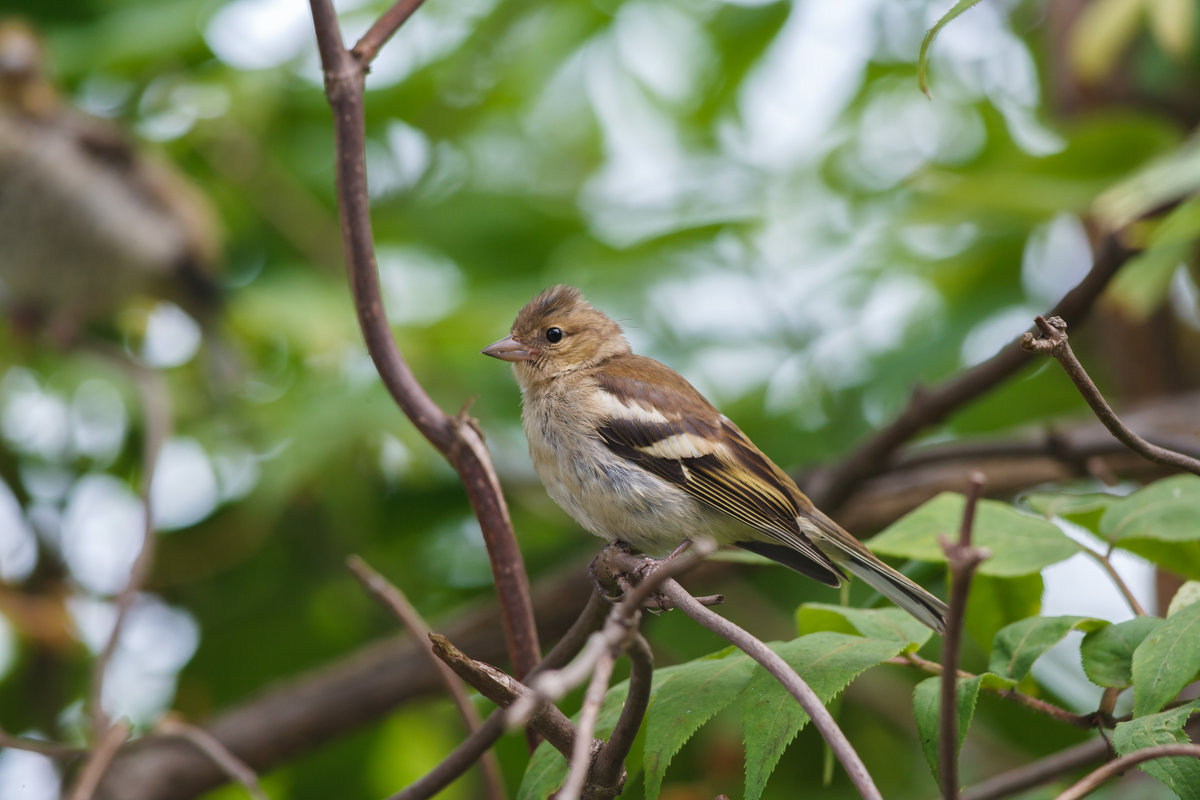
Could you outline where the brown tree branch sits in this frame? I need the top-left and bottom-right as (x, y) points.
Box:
(961, 737), (1112, 800)
(1082, 546), (1147, 617)
(939, 473), (989, 800)
(636, 563), (883, 800)
(88, 362), (170, 735)
(351, 0), (428, 64)
(807, 235), (1137, 511)
(1054, 743), (1200, 800)
(348, 557), (505, 800)
(590, 631), (652, 792)
(1022, 315), (1200, 477)
(155, 718), (271, 800)
(0, 728), (85, 759)
(65, 721), (131, 800)
(560, 647), (615, 800)
(430, 635), (581, 759)
(306, 0), (541, 684)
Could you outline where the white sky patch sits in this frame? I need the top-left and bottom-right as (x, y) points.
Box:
(140, 302), (202, 368)
(376, 246), (464, 326)
(0, 480), (37, 583)
(61, 474), (144, 596)
(1, 369), (70, 461)
(71, 380), (127, 464)
(960, 305), (1039, 367)
(1022, 214), (1094, 307)
(613, 2), (714, 108)
(152, 438), (219, 531)
(0, 748), (59, 800)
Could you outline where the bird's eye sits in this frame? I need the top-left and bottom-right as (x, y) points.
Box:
(545, 326), (564, 343)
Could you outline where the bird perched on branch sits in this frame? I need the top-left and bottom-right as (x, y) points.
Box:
(0, 19), (221, 343)
(484, 285), (948, 632)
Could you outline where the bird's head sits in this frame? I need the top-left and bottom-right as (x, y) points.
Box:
(482, 285), (630, 389)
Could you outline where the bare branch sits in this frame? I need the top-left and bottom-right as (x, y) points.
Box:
(590, 631), (652, 790)
(1022, 315), (1200, 477)
(808, 235), (1137, 510)
(430, 635), (580, 759)
(351, 0), (429, 65)
(648, 572), (883, 800)
(961, 737), (1112, 800)
(156, 717), (271, 800)
(307, 0), (541, 683)
(0, 729), (85, 759)
(65, 721), (131, 800)
(559, 648), (614, 800)
(939, 472), (989, 800)
(1054, 743), (1200, 800)
(348, 556), (505, 800)
(89, 363), (170, 735)
(1082, 547), (1147, 617)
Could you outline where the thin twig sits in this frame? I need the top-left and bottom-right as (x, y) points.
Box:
(347, 556), (506, 800)
(307, 0), (541, 684)
(351, 0), (428, 64)
(1022, 315), (1200, 477)
(1082, 547), (1147, 617)
(651, 574), (883, 800)
(1054, 743), (1200, 800)
(0, 729), (85, 759)
(885, 654), (1101, 728)
(590, 631), (652, 791)
(939, 472), (989, 800)
(808, 236), (1137, 510)
(430, 634), (580, 759)
(88, 364), (170, 735)
(156, 717), (271, 800)
(962, 737), (1112, 800)
(558, 648), (615, 800)
(64, 721), (131, 800)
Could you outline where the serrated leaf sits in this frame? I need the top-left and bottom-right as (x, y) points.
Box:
(988, 616), (1107, 681)
(742, 634), (907, 800)
(642, 648), (757, 800)
(1113, 700), (1200, 799)
(917, 0), (986, 97)
(965, 573), (1045, 653)
(1169, 582), (1200, 615)
(1081, 617), (1163, 689)
(1101, 475), (1200, 543)
(1133, 601), (1200, 716)
(868, 493), (1080, 577)
(796, 603), (934, 651)
(913, 673), (1014, 785)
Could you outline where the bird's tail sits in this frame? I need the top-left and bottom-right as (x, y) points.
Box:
(806, 510), (949, 634)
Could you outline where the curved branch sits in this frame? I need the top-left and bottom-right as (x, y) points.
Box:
(655, 577), (883, 800)
(1054, 744), (1200, 800)
(807, 235), (1137, 510)
(590, 631), (652, 790)
(1022, 315), (1200, 477)
(306, 0), (540, 682)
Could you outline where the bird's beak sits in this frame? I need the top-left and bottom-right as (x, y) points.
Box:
(482, 335), (537, 362)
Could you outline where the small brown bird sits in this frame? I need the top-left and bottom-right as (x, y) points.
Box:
(484, 285), (948, 632)
(0, 19), (220, 341)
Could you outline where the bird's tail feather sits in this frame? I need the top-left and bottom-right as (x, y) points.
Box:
(833, 546), (948, 634)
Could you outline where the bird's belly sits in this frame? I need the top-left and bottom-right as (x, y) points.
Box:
(528, 425), (733, 555)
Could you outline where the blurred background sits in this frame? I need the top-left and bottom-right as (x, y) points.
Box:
(1, 0), (1199, 797)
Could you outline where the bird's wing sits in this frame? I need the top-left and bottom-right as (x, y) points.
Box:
(590, 355), (842, 582)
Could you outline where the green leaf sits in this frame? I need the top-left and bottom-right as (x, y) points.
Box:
(1113, 700), (1200, 799)
(1068, 0), (1146, 83)
(1169, 582), (1200, 616)
(1023, 491), (1117, 531)
(642, 648), (757, 800)
(988, 616), (1107, 681)
(913, 673), (1014, 785)
(965, 573), (1045, 653)
(1133, 601), (1200, 716)
(1148, 0), (1196, 59)
(917, 0), (987, 97)
(796, 603), (934, 652)
(868, 493), (1081, 577)
(1101, 475), (1200, 544)
(1081, 617), (1163, 689)
(742, 635), (907, 800)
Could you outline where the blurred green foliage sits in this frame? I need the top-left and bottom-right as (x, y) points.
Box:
(1, 0), (1200, 797)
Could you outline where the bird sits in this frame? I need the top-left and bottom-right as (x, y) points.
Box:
(0, 19), (221, 343)
(483, 285), (948, 632)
